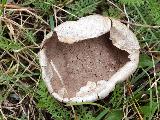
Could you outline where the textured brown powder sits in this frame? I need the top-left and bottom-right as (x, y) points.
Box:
(43, 32), (129, 98)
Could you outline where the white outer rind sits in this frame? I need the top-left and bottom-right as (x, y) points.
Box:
(54, 15), (111, 44)
(39, 15), (140, 103)
(39, 49), (54, 95)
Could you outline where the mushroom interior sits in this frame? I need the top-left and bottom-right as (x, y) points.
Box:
(43, 32), (130, 98)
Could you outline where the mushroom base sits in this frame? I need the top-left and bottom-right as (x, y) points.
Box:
(43, 32), (130, 99)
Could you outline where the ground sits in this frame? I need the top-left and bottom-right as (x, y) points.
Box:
(0, 0), (160, 120)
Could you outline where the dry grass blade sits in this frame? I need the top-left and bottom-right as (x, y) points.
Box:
(0, 4), (34, 11)
(120, 20), (160, 28)
(126, 82), (143, 120)
(3, 8), (49, 25)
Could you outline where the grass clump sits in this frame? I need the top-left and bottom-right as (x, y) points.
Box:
(66, 0), (101, 19)
(36, 80), (71, 120)
(119, 0), (144, 6)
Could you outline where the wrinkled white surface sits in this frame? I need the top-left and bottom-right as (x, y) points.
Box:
(39, 15), (140, 103)
(54, 15), (111, 44)
(50, 80), (115, 103)
(39, 49), (54, 94)
(110, 19), (140, 54)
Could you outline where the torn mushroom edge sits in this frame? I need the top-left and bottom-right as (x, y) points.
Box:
(39, 17), (140, 103)
(54, 15), (112, 44)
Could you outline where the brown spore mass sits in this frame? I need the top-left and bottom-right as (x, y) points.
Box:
(43, 32), (130, 98)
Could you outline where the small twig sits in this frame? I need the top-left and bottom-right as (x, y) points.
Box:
(13, 54), (20, 76)
(149, 51), (160, 53)
(0, 106), (7, 120)
(18, 53), (38, 68)
(20, 11), (23, 27)
(150, 77), (160, 88)
(22, 15), (32, 26)
(106, 0), (160, 29)
(106, 0), (125, 14)
(5, 51), (35, 79)
(1, 17), (24, 29)
(0, 4), (34, 11)
(145, 42), (159, 114)
(53, 5), (79, 19)
(122, 81), (129, 119)
(54, 8), (58, 27)
(65, 0), (74, 5)
(14, 45), (40, 53)
(120, 20), (160, 28)
(50, 60), (65, 87)
(126, 82), (143, 120)
(66, 102), (106, 109)
(5, 8), (49, 25)
(150, 41), (160, 50)
(123, 4), (130, 28)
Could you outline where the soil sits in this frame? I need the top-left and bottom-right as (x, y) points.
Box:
(43, 32), (130, 98)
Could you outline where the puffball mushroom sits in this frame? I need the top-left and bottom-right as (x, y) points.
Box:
(39, 15), (140, 103)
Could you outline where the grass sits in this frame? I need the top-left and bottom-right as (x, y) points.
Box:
(0, 0), (160, 119)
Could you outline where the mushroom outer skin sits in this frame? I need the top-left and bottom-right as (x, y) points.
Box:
(39, 15), (140, 103)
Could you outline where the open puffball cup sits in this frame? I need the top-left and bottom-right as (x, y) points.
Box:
(39, 15), (140, 103)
